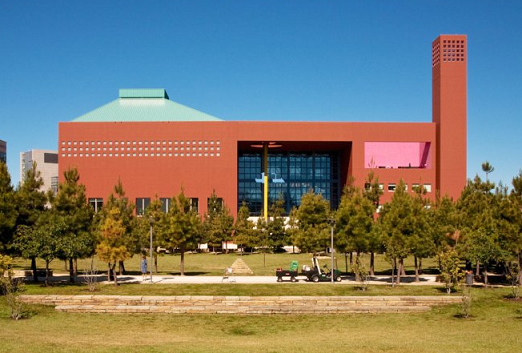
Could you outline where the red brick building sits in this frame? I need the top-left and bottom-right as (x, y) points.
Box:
(58, 34), (467, 216)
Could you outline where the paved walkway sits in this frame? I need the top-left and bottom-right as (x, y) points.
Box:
(103, 274), (440, 285)
(14, 270), (441, 285)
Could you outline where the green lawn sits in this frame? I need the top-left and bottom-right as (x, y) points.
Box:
(1, 286), (521, 353)
(21, 283), (448, 296)
(11, 252), (440, 277)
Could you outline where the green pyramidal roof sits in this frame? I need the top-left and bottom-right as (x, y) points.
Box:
(72, 89), (222, 122)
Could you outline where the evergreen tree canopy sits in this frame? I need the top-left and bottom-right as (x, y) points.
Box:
(335, 186), (374, 255)
(293, 190), (331, 254)
(0, 162), (17, 252)
(16, 161), (47, 229)
(202, 191), (233, 250)
(50, 168), (94, 263)
(162, 189), (201, 275)
(234, 202), (255, 250)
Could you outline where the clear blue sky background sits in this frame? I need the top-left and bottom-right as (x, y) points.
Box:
(1, 1), (521, 188)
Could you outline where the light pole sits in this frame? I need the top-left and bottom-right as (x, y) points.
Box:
(329, 216), (335, 283)
(149, 217), (154, 282)
(251, 141), (282, 221)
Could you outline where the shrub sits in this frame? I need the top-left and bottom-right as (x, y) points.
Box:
(437, 248), (463, 294)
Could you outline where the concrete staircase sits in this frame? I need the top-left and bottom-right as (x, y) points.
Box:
(20, 295), (462, 314)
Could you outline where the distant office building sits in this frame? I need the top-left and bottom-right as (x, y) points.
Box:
(20, 149), (59, 193)
(0, 140), (6, 163)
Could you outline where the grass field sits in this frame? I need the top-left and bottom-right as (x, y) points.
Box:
(21, 283), (449, 296)
(1, 286), (521, 353)
(6, 252), (518, 352)
(11, 252), (440, 277)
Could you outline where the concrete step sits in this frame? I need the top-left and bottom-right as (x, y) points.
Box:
(54, 304), (431, 314)
(20, 295), (462, 314)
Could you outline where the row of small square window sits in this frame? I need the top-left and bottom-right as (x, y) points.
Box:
(432, 56), (465, 65)
(442, 40), (464, 44)
(365, 183), (432, 193)
(61, 140), (220, 146)
(61, 152), (221, 158)
(443, 44), (465, 49)
(62, 146), (220, 152)
(442, 58), (465, 62)
(443, 52), (464, 57)
(442, 48), (464, 53)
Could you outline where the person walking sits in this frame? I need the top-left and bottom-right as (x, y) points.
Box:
(141, 255), (148, 281)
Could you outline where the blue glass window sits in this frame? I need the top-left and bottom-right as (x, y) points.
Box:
(238, 152), (340, 216)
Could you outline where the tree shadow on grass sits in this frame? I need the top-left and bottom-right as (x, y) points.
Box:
(226, 327), (256, 336)
(453, 313), (475, 319)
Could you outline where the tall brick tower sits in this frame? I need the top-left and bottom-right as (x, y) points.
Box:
(432, 34), (467, 200)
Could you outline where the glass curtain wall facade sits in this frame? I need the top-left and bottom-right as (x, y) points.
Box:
(238, 152), (340, 215)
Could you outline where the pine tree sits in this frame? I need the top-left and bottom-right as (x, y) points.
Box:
(409, 187), (434, 281)
(96, 207), (130, 285)
(335, 186), (374, 279)
(140, 198), (165, 273)
(293, 190), (330, 254)
(0, 162), (17, 253)
(234, 202), (254, 254)
(14, 162), (48, 279)
(267, 196), (287, 251)
(362, 172), (383, 275)
(94, 180), (136, 275)
(50, 168), (94, 282)
(496, 174), (522, 285)
(202, 191), (233, 252)
(456, 174), (500, 281)
(378, 180), (414, 285)
(162, 189), (201, 275)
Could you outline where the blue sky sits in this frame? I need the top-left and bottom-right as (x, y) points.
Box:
(1, 1), (521, 188)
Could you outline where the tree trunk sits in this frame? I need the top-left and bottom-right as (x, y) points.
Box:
(45, 260), (50, 287)
(344, 253), (348, 274)
(355, 252), (361, 282)
(180, 244), (185, 276)
(414, 256), (419, 282)
(400, 258), (406, 276)
(154, 254), (158, 273)
(475, 260), (480, 276)
(391, 258), (397, 286)
(349, 252), (353, 267)
(484, 263), (488, 287)
(396, 259), (402, 285)
(73, 258), (78, 277)
(370, 251), (375, 276)
(69, 258), (75, 283)
(419, 258), (423, 275)
(31, 257), (38, 283)
(518, 252), (522, 286)
(113, 264), (118, 286)
(118, 261), (125, 275)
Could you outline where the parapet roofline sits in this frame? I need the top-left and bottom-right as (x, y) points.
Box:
(119, 88), (169, 99)
(71, 89), (222, 122)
